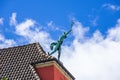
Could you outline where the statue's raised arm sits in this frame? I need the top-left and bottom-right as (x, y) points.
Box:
(65, 21), (74, 35)
(59, 21), (74, 41)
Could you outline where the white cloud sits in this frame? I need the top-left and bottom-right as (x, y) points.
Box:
(47, 21), (53, 27)
(72, 20), (89, 40)
(0, 16), (16, 48)
(91, 16), (99, 26)
(16, 20), (52, 50)
(0, 18), (4, 25)
(0, 34), (16, 48)
(47, 21), (59, 30)
(102, 3), (120, 11)
(10, 12), (17, 26)
(91, 30), (103, 42)
(10, 13), (53, 51)
(88, 15), (99, 26)
(16, 19), (35, 36)
(107, 19), (120, 42)
(47, 21), (65, 32)
(61, 19), (120, 80)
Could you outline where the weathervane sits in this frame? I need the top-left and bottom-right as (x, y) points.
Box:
(48, 21), (74, 61)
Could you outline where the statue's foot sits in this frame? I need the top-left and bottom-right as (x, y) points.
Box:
(48, 52), (49, 55)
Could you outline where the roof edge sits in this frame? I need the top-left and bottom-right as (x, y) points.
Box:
(35, 42), (47, 55)
(1, 42), (38, 50)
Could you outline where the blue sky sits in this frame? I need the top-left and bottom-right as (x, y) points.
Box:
(0, 0), (120, 80)
(0, 0), (120, 37)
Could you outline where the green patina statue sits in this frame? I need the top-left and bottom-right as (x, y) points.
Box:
(48, 22), (74, 61)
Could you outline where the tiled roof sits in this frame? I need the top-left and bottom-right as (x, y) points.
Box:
(0, 43), (53, 80)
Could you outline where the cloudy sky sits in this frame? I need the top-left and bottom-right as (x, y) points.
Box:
(0, 0), (120, 80)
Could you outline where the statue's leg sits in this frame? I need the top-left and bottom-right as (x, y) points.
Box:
(50, 42), (57, 50)
(58, 47), (61, 61)
(49, 49), (57, 55)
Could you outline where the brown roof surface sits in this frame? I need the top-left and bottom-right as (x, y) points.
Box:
(0, 43), (53, 80)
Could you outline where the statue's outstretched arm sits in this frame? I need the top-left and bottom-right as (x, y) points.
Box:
(64, 21), (74, 35)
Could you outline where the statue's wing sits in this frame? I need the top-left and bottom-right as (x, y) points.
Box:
(50, 42), (57, 50)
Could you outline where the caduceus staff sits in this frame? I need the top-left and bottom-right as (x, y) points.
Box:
(48, 21), (74, 61)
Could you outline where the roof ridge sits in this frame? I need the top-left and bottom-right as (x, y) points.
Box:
(1, 42), (39, 50)
(35, 42), (53, 60)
